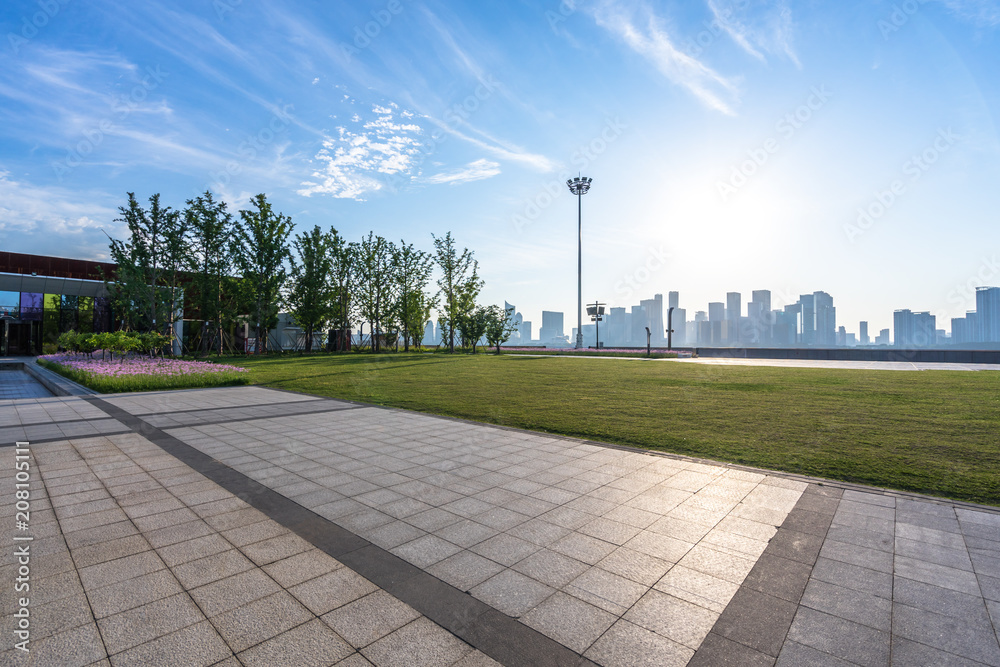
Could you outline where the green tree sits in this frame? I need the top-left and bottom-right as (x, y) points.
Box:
(433, 232), (482, 353)
(355, 232), (395, 352)
(330, 239), (357, 351)
(457, 305), (489, 353)
(105, 193), (183, 337)
(484, 304), (518, 354)
(185, 191), (234, 355)
(232, 194), (292, 354)
(286, 225), (338, 352)
(392, 241), (435, 351)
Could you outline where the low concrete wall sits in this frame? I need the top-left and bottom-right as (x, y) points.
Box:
(19, 359), (95, 396)
(692, 347), (1000, 364)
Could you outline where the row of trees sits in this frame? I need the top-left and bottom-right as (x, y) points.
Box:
(106, 191), (517, 355)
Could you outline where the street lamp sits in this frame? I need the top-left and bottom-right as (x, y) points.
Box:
(567, 176), (592, 349)
(587, 301), (605, 349)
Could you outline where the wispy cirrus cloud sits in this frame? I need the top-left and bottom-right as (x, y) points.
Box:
(707, 0), (800, 67)
(935, 0), (1000, 27)
(297, 103), (424, 200)
(425, 158), (500, 185)
(0, 170), (118, 258)
(590, 2), (740, 116)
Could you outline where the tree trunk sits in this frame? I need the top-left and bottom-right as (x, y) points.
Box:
(305, 324), (313, 352)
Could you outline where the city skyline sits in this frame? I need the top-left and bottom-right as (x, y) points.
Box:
(1, 2), (999, 338)
(504, 283), (1000, 348)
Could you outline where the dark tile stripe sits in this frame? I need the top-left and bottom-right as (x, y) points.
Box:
(688, 483), (842, 667)
(81, 396), (597, 667)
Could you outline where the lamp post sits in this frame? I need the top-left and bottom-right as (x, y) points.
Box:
(567, 176), (592, 349)
(587, 301), (606, 349)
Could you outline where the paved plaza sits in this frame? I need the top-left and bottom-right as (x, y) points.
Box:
(2, 382), (999, 666)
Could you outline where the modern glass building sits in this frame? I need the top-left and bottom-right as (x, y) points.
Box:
(0, 252), (115, 355)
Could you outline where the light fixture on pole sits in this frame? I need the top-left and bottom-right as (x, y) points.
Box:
(587, 301), (606, 349)
(567, 176), (592, 349)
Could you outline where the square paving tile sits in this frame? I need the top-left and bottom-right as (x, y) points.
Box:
(470, 569), (555, 617)
(210, 590), (313, 654)
(238, 618), (354, 666)
(322, 590), (421, 648)
(361, 617), (472, 667)
(288, 567), (379, 615)
(521, 591), (617, 654)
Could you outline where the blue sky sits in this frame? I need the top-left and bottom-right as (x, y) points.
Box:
(2, 0), (999, 337)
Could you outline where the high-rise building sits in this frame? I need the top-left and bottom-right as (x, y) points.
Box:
(640, 294), (665, 344)
(747, 290), (772, 345)
(894, 309), (936, 347)
(631, 305), (647, 345)
(668, 291), (679, 309)
(951, 317), (966, 345)
(607, 307), (628, 346)
(519, 320), (532, 343)
(814, 291), (836, 346)
(799, 294), (815, 345)
(423, 320), (436, 346)
(976, 286), (1000, 343)
(859, 321), (869, 345)
(876, 328), (890, 345)
(539, 311), (565, 345)
(726, 292), (741, 321)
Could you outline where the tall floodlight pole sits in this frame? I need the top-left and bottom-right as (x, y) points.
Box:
(567, 176), (592, 349)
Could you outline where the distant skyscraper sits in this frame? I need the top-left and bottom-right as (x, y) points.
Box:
(540, 311), (565, 344)
(505, 301), (523, 344)
(894, 309), (936, 347)
(631, 305), (646, 345)
(976, 286), (1000, 342)
(859, 321), (869, 345)
(423, 320), (436, 346)
(519, 320), (532, 343)
(607, 307), (628, 346)
(814, 291), (836, 346)
(799, 294), (815, 345)
(668, 291), (679, 309)
(640, 294), (665, 344)
(726, 292), (741, 322)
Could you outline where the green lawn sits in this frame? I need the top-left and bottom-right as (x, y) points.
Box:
(233, 353), (1000, 506)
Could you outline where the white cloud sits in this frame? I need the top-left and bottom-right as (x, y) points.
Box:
(707, 0), (800, 67)
(935, 0), (1000, 26)
(297, 104), (424, 200)
(0, 171), (118, 258)
(591, 3), (740, 116)
(425, 159), (501, 185)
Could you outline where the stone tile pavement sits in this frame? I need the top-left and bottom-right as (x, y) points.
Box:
(1, 385), (998, 666)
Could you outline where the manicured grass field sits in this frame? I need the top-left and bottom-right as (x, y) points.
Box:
(234, 353), (1000, 506)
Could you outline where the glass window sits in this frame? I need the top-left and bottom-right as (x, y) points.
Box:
(19, 293), (42, 321)
(0, 290), (18, 317)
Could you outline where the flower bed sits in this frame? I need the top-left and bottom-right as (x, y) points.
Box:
(38, 353), (250, 393)
(501, 347), (690, 359)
